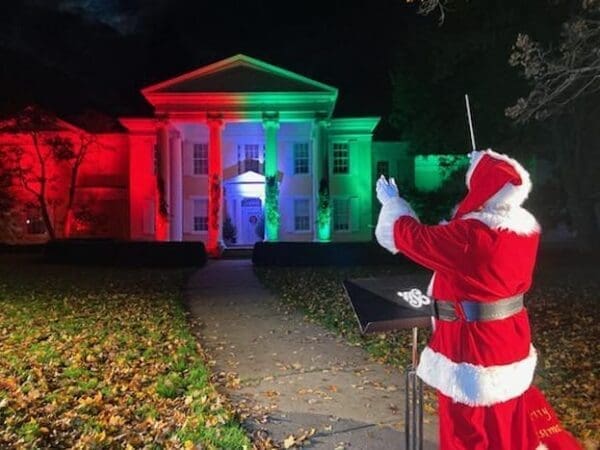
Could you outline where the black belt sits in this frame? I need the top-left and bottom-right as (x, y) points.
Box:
(433, 295), (524, 322)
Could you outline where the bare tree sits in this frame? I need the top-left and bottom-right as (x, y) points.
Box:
(418, 0), (448, 23)
(405, 0), (450, 24)
(506, 1), (600, 122)
(507, 0), (600, 249)
(0, 106), (98, 240)
(0, 154), (20, 243)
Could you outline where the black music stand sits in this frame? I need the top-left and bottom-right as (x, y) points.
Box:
(342, 274), (432, 450)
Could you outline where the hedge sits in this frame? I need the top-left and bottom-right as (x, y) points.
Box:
(44, 239), (207, 267)
(252, 241), (410, 266)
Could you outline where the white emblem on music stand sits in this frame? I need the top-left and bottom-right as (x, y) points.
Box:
(397, 289), (431, 309)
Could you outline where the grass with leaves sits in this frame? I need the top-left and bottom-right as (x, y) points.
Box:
(255, 260), (599, 447)
(0, 256), (250, 449)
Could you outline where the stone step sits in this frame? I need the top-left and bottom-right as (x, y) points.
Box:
(221, 246), (254, 259)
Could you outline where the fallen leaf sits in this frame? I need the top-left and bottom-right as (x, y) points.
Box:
(283, 435), (296, 448)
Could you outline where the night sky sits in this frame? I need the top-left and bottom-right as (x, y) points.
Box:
(0, 0), (422, 137)
(1, 1), (570, 144)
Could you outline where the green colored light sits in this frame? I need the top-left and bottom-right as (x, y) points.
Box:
(265, 175), (280, 241)
(263, 117), (279, 178)
(316, 184), (331, 241)
(263, 117), (280, 241)
(414, 155), (468, 192)
(317, 220), (331, 241)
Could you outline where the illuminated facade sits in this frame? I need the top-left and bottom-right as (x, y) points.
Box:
(121, 54), (380, 253)
(6, 55), (477, 250)
(2, 54), (385, 251)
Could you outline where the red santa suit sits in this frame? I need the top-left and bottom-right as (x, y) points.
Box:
(375, 149), (581, 450)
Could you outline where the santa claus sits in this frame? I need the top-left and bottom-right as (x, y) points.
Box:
(375, 149), (581, 450)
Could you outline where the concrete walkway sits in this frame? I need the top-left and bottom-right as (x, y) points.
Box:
(185, 260), (438, 449)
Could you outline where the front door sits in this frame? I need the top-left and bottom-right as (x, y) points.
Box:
(240, 198), (263, 245)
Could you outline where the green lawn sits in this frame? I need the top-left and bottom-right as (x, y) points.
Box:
(255, 262), (599, 447)
(0, 256), (250, 449)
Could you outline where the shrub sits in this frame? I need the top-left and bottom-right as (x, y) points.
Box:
(44, 239), (207, 267)
(222, 216), (237, 243)
(252, 241), (411, 266)
(402, 158), (467, 224)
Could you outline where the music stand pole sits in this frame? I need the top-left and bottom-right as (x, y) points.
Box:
(405, 326), (423, 450)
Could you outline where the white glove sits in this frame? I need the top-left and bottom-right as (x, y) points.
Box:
(376, 175), (399, 205)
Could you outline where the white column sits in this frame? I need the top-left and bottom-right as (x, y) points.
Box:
(156, 124), (171, 241)
(207, 116), (224, 255)
(263, 113), (280, 241)
(169, 131), (183, 241)
(159, 125), (171, 207)
(313, 115), (330, 241)
(312, 121), (320, 241)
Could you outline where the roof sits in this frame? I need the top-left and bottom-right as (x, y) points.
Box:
(141, 54), (339, 121)
(143, 54), (338, 95)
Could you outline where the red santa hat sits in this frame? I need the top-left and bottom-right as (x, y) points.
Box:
(453, 149), (533, 220)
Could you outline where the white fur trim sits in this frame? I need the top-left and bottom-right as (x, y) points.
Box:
(426, 272), (436, 297)
(536, 445), (549, 450)
(462, 206), (540, 235)
(466, 149), (533, 207)
(427, 273), (437, 331)
(416, 345), (537, 406)
(375, 197), (419, 254)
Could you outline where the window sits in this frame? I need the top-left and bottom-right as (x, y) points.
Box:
(376, 160), (390, 178)
(294, 142), (310, 174)
(332, 143), (349, 174)
(333, 198), (350, 231)
(294, 199), (310, 231)
(193, 199), (208, 232)
(193, 143), (208, 175)
(25, 213), (46, 235)
(241, 198), (262, 208)
(237, 144), (261, 174)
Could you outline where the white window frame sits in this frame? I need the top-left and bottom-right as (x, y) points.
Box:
(191, 196), (209, 234)
(332, 197), (351, 233)
(192, 143), (209, 176)
(331, 142), (350, 175)
(293, 142), (310, 175)
(238, 143), (263, 174)
(293, 197), (312, 233)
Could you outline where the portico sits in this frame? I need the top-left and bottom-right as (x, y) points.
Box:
(120, 54), (378, 251)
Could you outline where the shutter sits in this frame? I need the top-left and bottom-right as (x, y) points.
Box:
(183, 141), (193, 176)
(143, 198), (155, 235)
(284, 196), (295, 233)
(308, 197), (313, 232)
(307, 141), (313, 176)
(349, 140), (357, 176)
(327, 143), (333, 177)
(183, 198), (193, 233)
(350, 197), (360, 232)
(283, 141), (293, 180)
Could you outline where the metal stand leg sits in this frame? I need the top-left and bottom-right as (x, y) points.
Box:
(405, 327), (423, 450)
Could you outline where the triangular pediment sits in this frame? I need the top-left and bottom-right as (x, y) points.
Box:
(225, 171), (265, 184)
(143, 54), (337, 94)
